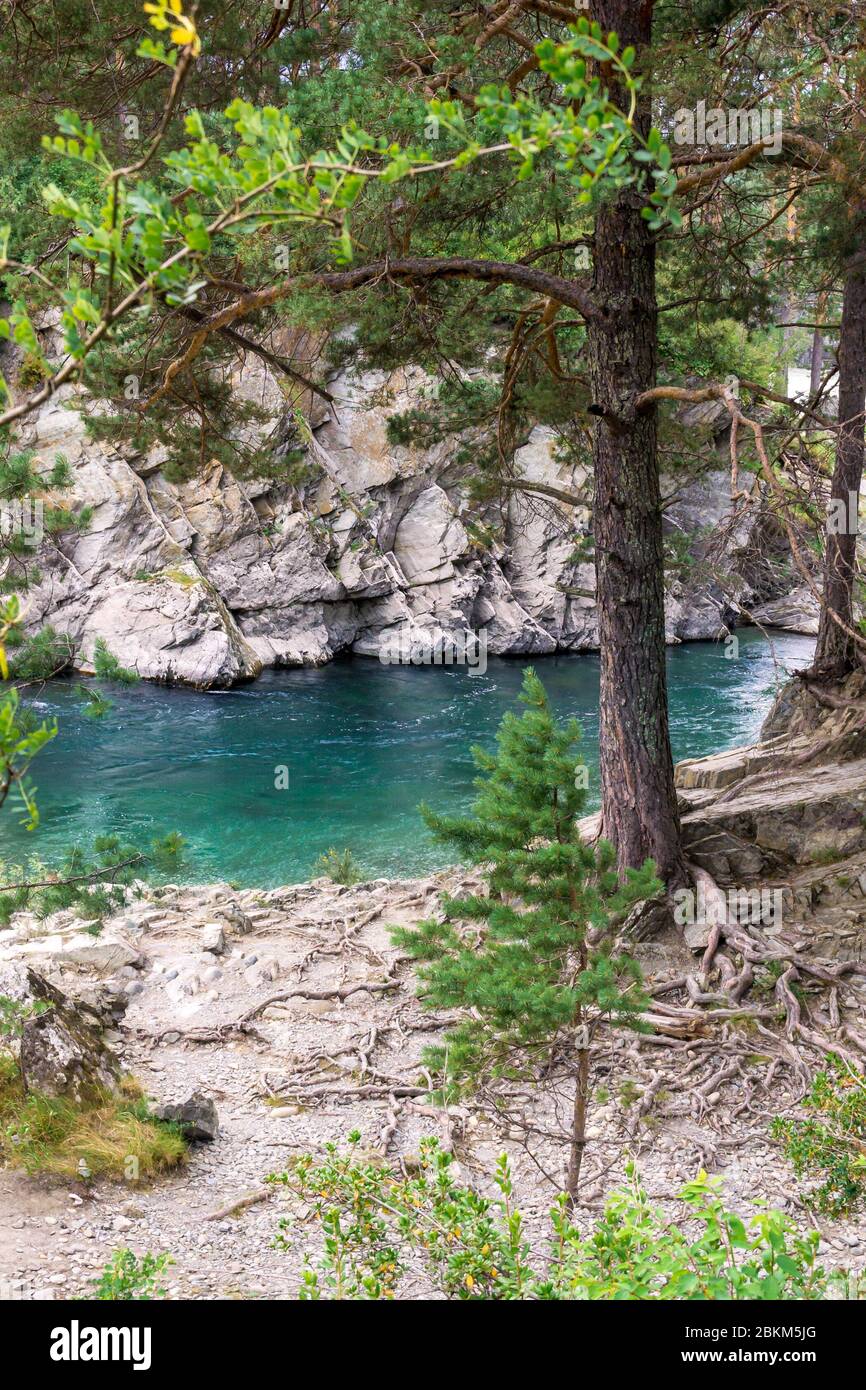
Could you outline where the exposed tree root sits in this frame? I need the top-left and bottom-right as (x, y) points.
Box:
(146, 979), (402, 1044)
(679, 861), (866, 1079)
(133, 862), (866, 1198)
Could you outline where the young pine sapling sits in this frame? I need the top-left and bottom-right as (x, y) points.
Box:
(393, 668), (660, 1202)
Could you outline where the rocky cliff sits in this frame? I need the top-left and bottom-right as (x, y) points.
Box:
(9, 348), (816, 687)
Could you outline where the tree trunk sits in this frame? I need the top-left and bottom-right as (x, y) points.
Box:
(812, 252), (866, 679)
(566, 1042), (589, 1205)
(589, 0), (685, 884)
(810, 291), (827, 399)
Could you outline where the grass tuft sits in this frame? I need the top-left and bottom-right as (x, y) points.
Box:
(0, 1056), (187, 1181)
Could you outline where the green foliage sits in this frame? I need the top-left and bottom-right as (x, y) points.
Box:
(0, 994), (51, 1044)
(658, 294), (783, 392)
(92, 1249), (173, 1301)
(272, 1135), (841, 1301)
(0, 994), (53, 1090)
(79, 320), (286, 483)
(0, 445), (90, 727)
(151, 830), (186, 872)
(0, 0), (858, 529)
(0, 609), (58, 829)
(15, 351), (49, 390)
(663, 530), (697, 580)
(809, 847), (845, 866)
(692, 0), (751, 30)
(0, 448), (88, 606)
(385, 378), (500, 449)
(0, 834), (143, 926)
(91, 638), (139, 685)
(76, 684), (114, 720)
(0, 831), (186, 927)
(313, 847), (363, 886)
(7, 628), (75, 681)
(0, 7), (675, 420)
(771, 1058), (866, 1215)
(394, 670), (658, 1103)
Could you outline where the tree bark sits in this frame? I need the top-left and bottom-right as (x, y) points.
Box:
(812, 252), (866, 679)
(566, 1042), (589, 1206)
(810, 291), (827, 399)
(589, 0), (685, 883)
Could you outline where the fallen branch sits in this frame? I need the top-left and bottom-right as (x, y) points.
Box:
(0, 854), (144, 894)
(204, 1188), (271, 1222)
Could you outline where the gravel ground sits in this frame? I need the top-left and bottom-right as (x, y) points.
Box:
(1, 875), (865, 1301)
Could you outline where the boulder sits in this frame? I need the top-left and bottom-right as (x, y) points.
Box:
(216, 903), (252, 936)
(67, 980), (130, 1024)
(51, 934), (143, 975)
(152, 1091), (219, 1142)
(201, 924), (226, 955)
(751, 585), (819, 635)
(0, 964), (121, 1103)
(675, 746), (866, 883)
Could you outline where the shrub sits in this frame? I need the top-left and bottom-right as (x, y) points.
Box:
(92, 637), (138, 685)
(150, 831), (186, 872)
(0, 831), (187, 927)
(771, 1056), (866, 1215)
(92, 1249), (173, 1300)
(0, 451), (90, 607)
(16, 350), (50, 390)
(271, 1135), (841, 1301)
(313, 847), (363, 885)
(5, 626), (75, 681)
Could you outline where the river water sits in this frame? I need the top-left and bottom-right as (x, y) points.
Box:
(1, 629), (813, 886)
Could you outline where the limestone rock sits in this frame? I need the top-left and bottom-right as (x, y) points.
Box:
(11, 358), (817, 684)
(503, 429), (596, 650)
(0, 964), (121, 1103)
(217, 904), (252, 935)
(152, 1091), (219, 1142)
(66, 980), (130, 1023)
(684, 920), (713, 951)
(762, 670), (866, 743)
(201, 925), (226, 956)
(676, 740), (788, 792)
(675, 747), (866, 883)
(751, 586), (820, 635)
(52, 935), (143, 976)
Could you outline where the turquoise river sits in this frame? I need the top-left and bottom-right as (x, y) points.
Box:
(1, 629), (813, 886)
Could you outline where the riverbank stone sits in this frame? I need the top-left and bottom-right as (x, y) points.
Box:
(152, 1092), (219, 1142)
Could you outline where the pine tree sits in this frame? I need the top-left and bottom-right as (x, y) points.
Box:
(11, 0), (858, 878)
(0, 2), (689, 883)
(393, 668), (660, 1203)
